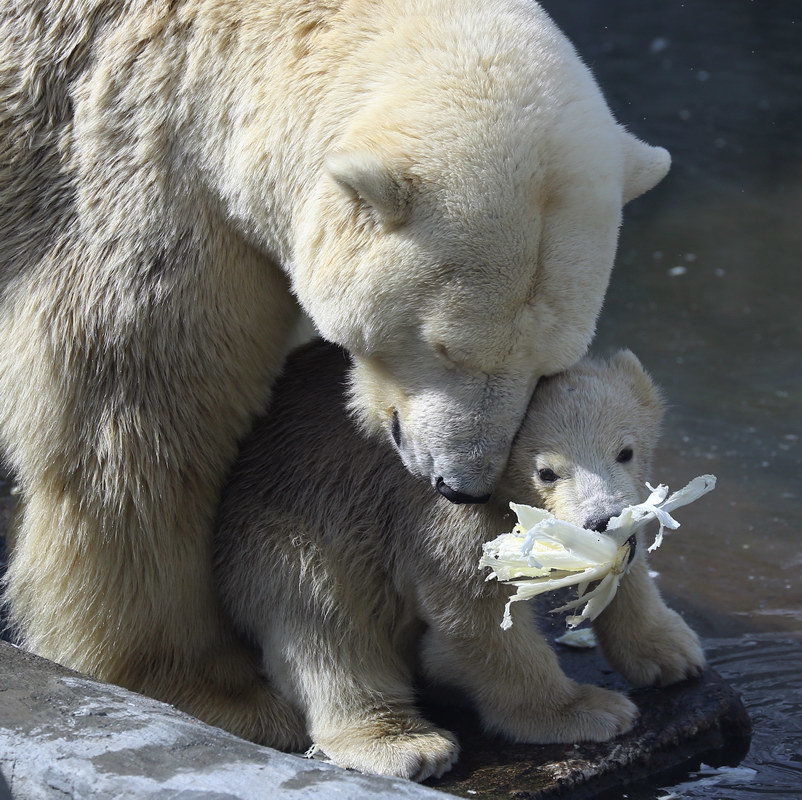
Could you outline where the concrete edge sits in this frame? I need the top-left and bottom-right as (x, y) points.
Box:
(0, 641), (451, 800)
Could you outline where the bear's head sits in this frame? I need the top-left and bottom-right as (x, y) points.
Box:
(292, 11), (669, 502)
(501, 350), (665, 531)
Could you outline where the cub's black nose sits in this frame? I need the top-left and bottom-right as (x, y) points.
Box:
(584, 515), (612, 533)
(435, 477), (491, 505)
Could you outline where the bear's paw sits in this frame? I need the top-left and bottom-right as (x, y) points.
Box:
(486, 683), (638, 744)
(602, 608), (706, 688)
(314, 716), (459, 782)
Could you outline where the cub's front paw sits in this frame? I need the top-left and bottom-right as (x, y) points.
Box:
(485, 682), (638, 744)
(600, 608), (705, 688)
(315, 716), (459, 782)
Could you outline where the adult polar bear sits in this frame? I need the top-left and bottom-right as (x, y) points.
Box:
(0, 0), (669, 743)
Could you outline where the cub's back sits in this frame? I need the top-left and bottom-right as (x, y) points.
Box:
(214, 340), (440, 622)
(217, 339), (420, 531)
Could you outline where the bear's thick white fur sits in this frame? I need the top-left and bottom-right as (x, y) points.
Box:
(215, 341), (704, 778)
(0, 0), (669, 738)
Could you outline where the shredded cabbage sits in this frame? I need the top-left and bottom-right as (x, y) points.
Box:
(479, 475), (716, 629)
(555, 627), (598, 648)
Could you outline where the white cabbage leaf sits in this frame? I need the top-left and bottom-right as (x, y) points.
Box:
(479, 475), (716, 629)
(555, 627), (598, 648)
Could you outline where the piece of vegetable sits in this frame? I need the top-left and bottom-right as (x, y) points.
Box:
(479, 475), (716, 629)
(555, 628), (598, 648)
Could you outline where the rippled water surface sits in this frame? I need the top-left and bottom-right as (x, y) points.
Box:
(592, 635), (802, 800)
(538, 1), (801, 797)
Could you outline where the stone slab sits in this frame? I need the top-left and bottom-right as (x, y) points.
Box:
(0, 642), (447, 800)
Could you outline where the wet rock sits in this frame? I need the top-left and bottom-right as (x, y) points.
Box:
(423, 609), (752, 799)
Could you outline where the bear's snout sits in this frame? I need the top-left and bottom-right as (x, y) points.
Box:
(583, 514), (613, 532)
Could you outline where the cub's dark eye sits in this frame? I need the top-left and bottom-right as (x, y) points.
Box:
(538, 468), (560, 483)
(616, 447), (634, 464)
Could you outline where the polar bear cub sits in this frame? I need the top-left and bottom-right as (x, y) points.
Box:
(215, 341), (704, 781)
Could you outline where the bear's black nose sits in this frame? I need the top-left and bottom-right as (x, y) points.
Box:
(584, 515), (612, 532)
(435, 477), (491, 505)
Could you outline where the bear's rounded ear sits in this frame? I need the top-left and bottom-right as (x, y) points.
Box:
(619, 128), (671, 204)
(610, 349), (665, 413)
(325, 151), (412, 227)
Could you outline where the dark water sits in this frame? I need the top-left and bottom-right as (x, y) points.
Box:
(537, 1), (802, 797)
(590, 635), (802, 800)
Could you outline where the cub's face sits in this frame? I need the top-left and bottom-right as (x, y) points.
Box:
(501, 351), (665, 530)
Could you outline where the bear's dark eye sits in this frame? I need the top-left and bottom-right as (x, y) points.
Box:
(538, 468), (559, 483)
(616, 447), (634, 464)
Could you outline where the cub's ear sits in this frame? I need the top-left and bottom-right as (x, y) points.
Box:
(325, 151), (412, 227)
(610, 349), (665, 414)
(619, 128), (671, 204)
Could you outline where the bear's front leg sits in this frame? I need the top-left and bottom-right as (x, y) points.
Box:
(417, 582), (637, 744)
(276, 589), (459, 782)
(0, 234), (304, 746)
(592, 554), (706, 687)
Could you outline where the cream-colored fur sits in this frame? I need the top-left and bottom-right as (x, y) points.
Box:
(215, 341), (704, 780)
(0, 0), (669, 737)
(500, 350), (705, 688)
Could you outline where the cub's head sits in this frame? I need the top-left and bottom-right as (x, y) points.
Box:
(292, 10), (669, 503)
(501, 351), (665, 530)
